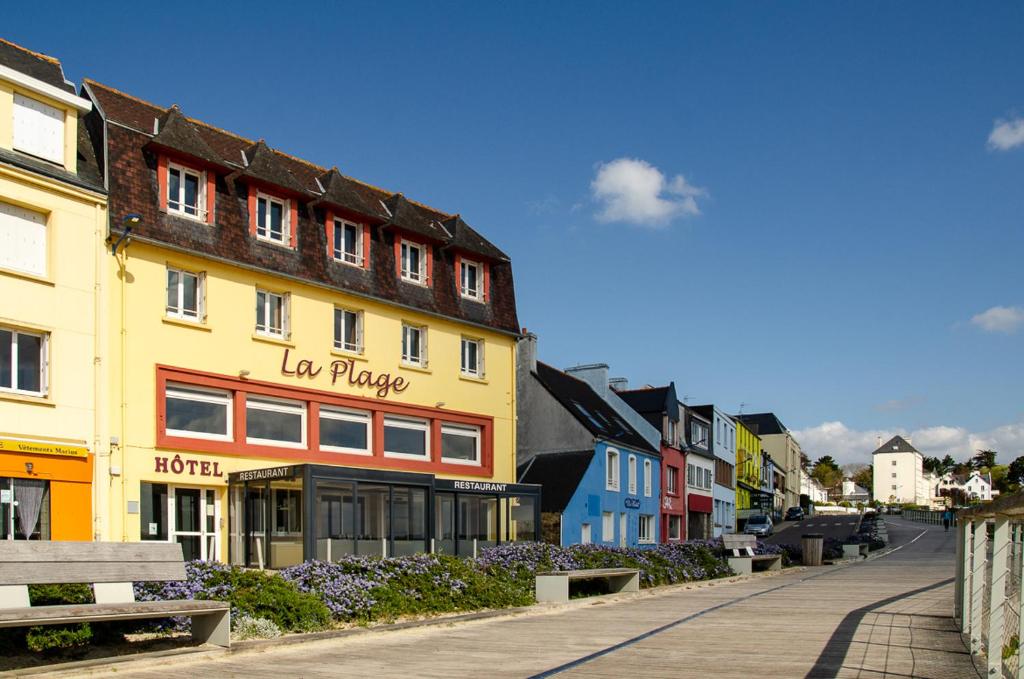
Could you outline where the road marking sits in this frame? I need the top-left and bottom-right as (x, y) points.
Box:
(833, 522), (842, 526)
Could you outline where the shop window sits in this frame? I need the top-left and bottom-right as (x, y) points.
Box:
(459, 258), (483, 301)
(333, 307), (363, 354)
(0, 326), (47, 396)
(166, 267), (205, 321)
(0, 200), (47, 277)
(13, 93), (64, 165)
(460, 337), (483, 378)
(319, 407), (370, 454)
(628, 454), (637, 495)
(167, 162), (206, 220)
(458, 494), (498, 553)
(256, 192), (289, 245)
(639, 515), (654, 544)
(602, 511), (614, 542)
(0, 477), (50, 540)
(401, 323), (427, 367)
(383, 415), (429, 459)
(400, 239), (426, 284)
(256, 289), (289, 339)
(441, 423), (480, 465)
(332, 218), (363, 266)
(668, 514), (682, 541)
(246, 396), (306, 448)
(643, 459), (653, 497)
(165, 384), (232, 441)
(606, 448), (620, 491)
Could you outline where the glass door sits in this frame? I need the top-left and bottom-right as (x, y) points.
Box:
(171, 487), (218, 561)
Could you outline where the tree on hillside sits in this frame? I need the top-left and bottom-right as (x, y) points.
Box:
(1008, 456), (1024, 487)
(922, 456), (943, 474)
(852, 465), (873, 495)
(973, 450), (998, 470)
(941, 454), (957, 473)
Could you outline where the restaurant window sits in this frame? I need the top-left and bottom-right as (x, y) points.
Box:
(165, 383), (232, 440)
(459, 258), (483, 300)
(319, 407), (371, 454)
(271, 481), (303, 567)
(256, 289), (289, 339)
(246, 396), (306, 448)
(0, 477), (50, 540)
(256, 192), (289, 245)
(332, 218), (363, 266)
(401, 323), (427, 367)
(460, 337), (483, 378)
(141, 483), (219, 561)
(0, 326), (47, 396)
(166, 267), (204, 321)
(400, 239), (426, 284)
(383, 415), (429, 459)
(167, 162), (206, 220)
(441, 423), (480, 465)
(333, 308), (363, 354)
(0, 200), (47, 277)
(391, 486), (427, 557)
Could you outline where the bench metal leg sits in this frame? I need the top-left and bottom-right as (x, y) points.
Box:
(727, 557), (753, 575)
(535, 575), (569, 604)
(609, 572), (640, 594)
(192, 610), (230, 648)
(765, 556), (782, 571)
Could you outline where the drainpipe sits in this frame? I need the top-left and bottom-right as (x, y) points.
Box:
(112, 214), (140, 542)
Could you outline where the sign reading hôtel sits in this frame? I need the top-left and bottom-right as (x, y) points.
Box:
(280, 348), (410, 398)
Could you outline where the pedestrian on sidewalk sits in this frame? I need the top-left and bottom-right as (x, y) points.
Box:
(942, 508), (953, 531)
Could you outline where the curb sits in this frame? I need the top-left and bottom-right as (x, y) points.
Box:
(3, 567), (802, 677)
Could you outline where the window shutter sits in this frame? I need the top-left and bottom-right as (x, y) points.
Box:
(13, 94), (64, 165)
(41, 333), (50, 396)
(478, 340), (485, 377)
(420, 326), (428, 366)
(0, 201), (47, 277)
(356, 312), (364, 352)
(283, 293), (292, 339)
(198, 272), (208, 322)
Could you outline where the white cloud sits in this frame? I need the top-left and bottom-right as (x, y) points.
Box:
(970, 306), (1024, 333)
(591, 158), (706, 226)
(791, 420), (1024, 467)
(988, 117), (1024, 151)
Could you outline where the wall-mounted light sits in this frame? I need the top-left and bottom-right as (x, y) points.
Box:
(239, 370), (251, 379)
(435, 401), (446, 408)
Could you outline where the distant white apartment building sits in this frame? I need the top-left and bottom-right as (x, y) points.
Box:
(937, 471), (997, 503)
(800, 468), (829, 503)
(872, 435), (931, 505)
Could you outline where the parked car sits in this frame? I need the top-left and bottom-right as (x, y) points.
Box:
(744, 514), (774, 537)
(784, 507), (805, 521)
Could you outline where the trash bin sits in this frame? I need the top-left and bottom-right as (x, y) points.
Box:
(801, 533), (824, 566)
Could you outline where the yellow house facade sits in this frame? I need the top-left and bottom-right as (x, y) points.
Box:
(86, 80), (537, 567)
(0, 40), (107, 542)
(734, 418), (762, 522)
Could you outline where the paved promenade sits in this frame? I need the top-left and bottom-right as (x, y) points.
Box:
(71, 518), (977, 679)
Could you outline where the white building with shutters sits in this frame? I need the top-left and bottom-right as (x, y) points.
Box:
(0, 39), (108, 542)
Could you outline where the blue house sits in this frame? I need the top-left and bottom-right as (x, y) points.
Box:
(516, 335), (661, 547)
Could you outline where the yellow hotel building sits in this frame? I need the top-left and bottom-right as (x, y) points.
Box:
(83, 80), (538, 567)
(734, 418), (764, 524)
(0, 40), (107, 542)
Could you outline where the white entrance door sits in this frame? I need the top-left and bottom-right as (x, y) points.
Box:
(170, 487), (219, 561)
(619, 512), (627, 548)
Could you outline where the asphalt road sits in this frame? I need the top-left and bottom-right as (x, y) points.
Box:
(762, 512), (861, 545)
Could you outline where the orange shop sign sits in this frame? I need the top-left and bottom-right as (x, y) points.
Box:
(0, 438), (89, 459)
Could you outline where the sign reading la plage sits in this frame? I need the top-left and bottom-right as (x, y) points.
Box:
(280, 348), (409, 398)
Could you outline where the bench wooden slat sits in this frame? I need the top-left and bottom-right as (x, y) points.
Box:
(722, 534), (757, 548)
(0, 542), (184, 563)
(0, 600), (229, 627)
(0, 561), (186, 585)
(537, 568), (639, 578)
(0, 542), (186, 584)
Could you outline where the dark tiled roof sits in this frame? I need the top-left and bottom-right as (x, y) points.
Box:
(734, 413), (788, 436)
(149, 106), (229, 168)
(443, 215), (508, 261)
(534, 362), (659, 455)
(0, 39), (74, 93)
(518, 450), (594, 513)
(317, 168), (390, 222)
(84, 80), (520, 334)
(617, 385), (676, 418)
(871, 435), (920, 455)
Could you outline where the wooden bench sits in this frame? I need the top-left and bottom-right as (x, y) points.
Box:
(0, 542), (230, 648)
(723, 534), (782, 575)
(535, 568), (640, 603)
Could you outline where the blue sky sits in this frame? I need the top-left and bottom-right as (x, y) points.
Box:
(8, 2), (1023, 464)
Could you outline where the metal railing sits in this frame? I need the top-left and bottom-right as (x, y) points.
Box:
(904, 509), (945, 525)
(957, 495), (1024, 678)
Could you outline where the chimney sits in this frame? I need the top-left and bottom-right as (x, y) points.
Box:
(518, 331), (537, 373)
(564, 363), (609, 393)
(608, 377), (629, 391)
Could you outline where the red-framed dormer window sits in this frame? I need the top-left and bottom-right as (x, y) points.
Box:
(248, 185), (298, 249)
(454, 253), (489, 303)
(326, 210), (370, 269)
(157, 155), (216, 225)
(394, 236), (432, 287)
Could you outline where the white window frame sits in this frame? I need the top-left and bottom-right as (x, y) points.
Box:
(0, 327), (48, 396)
(167, 162), (207, 221)
(638, 515), (654, 544)
(401, 323), (427, 367)
(691, 420), (708, 448)
(400, 239), (427, 284)
(459, 258), (483, 301)
(460, 336), (483, 378)
(332, 218), (363, 267)
(0, 200), (47, 277)
(668, 514), (682, 541)
(164, 383), (232, 441)
(255, 289), (289, 339)
(255, 192), (290, 245)
(628, 454), (637, 495)
(383, 415), (431, 460)
(580, 523), (592, 545)
(166, 267), (205, 322)
(602, 511), (614, 542)
(667, 465), (678, 495)
(245, 395), (307, 449)
(319, 406), (371, 455)
(333, 307), (363, 354)
(12, 93), (64, 165)
(606, 448), (620, 491)
(440, 423), (481, 466)
(643, 459), (653, 497)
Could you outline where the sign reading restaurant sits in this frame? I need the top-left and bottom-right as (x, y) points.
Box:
(433, 479), (541, 495)
(280, 348), (409, 398)
(230, 465), (297, 482)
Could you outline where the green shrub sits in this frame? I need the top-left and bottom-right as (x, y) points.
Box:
(225, 570), (330, 633)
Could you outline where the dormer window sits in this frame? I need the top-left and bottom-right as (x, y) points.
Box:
(13, 93), (64, 165)
(256, 192), (289, 245)
(167, 163), (206, 220)
(460, 258), (483, 301)
(400, 239), (427, 284)
(332, 218), (363, 267)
